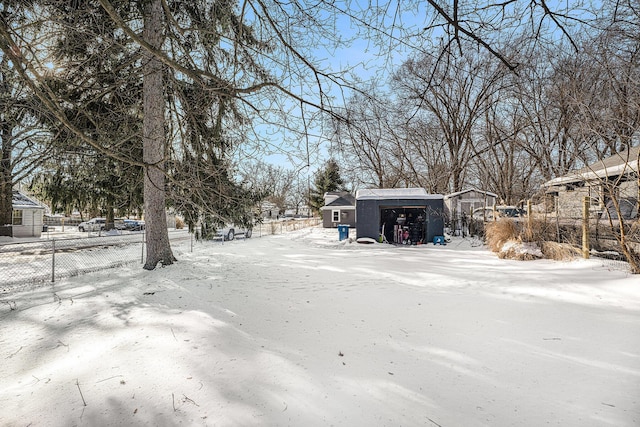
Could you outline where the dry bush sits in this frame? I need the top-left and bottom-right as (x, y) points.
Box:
(175, 217), (184, 229)
(521, 217), (556, 242)
(485, 219), (519, 252)
(486, 217), (578, 262)
(540, 241), (581, 261)
(629, 220), (640, 239)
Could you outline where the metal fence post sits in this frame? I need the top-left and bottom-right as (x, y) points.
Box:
(582, 196), (590, 259)
(141, 229), (145, 263)
(51, 239), (56, 283)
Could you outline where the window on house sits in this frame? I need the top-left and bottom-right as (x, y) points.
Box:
(12, 210), (23, 225)
(332, 210), (340, 222)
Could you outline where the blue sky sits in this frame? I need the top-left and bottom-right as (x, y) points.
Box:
(248, 2), (434, 174)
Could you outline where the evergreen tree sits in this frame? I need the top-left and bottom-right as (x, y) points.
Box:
(0, 0), (358, 267)
(309, 159), (346, 213)
(2, 0), (271, 266)
(0, 47), (50, 234)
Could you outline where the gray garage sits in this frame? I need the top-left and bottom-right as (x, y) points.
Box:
(355, 188), (445, 244)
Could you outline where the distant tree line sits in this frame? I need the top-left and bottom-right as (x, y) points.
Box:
(331, 1), (640, 206)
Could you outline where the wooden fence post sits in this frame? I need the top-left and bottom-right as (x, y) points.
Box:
(582, 196), (590, 259)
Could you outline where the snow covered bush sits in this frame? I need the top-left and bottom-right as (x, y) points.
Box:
(498, 240), (543, 260)
(486, 217), (579, 261)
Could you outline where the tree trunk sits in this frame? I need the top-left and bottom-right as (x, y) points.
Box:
(0, 128), (13, 228)
(0, 66), (13, 228)
(142, 0), (175, 269)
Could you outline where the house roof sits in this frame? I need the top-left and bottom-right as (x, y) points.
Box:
(321, 194), (356, 210)
(544, 145), (640, 187)
(444, 188), (498, 199)
(356, 188), (443, 200)
(12, 191), (45, 210)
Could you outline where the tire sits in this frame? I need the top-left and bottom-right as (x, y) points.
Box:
(226, 229), (235, 241)
(79, 226), (85, 232)
(245, 229), (252, 238)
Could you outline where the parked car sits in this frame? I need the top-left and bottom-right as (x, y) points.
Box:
(217, 224), (252, 241)
(78, 217), (106, 232)
(124, 219), (145, 231)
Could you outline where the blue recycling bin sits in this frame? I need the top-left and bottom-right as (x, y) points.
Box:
(337, 224), (349, 241)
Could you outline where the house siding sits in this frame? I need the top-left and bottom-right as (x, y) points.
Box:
(554, 180), (638, 218)
(322, 208), (356, 228)
(12, 208), (44, 238)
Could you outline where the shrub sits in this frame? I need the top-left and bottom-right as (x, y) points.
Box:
(485, 217), (579, 262)
(540, 241), (581, 261)
(485, 218), (518, 252)
(175, 217), (184, 229)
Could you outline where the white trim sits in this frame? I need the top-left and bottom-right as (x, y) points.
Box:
(444, 188), (498, 200)
(321, 205), (355, 211)
(356, 188), (443, 200)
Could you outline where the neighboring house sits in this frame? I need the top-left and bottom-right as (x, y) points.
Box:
(260, 201), (280, 220)
(355, 188), (445, 244)
(320, 192), (356, 228)
(444, 189), (498, 220)
(295, 205), (312, 218)
(10, 191), (46, 238)
(544, 146), (639, 218)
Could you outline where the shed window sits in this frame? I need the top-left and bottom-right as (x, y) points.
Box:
(12, 209), (23, 225)
(332, 210), (340, 222)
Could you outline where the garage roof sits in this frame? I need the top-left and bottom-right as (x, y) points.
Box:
(355, 188), (443, 200)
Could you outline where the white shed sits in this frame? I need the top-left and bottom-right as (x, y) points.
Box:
(444, 188), (498, 220)
(12, 191), (46, 238)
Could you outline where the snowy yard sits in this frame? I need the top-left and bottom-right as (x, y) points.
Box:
(1, 226), (639, 426)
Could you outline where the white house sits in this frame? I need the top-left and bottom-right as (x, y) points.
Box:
(260, 201), (280, 220)
(11, 191), (46, 238)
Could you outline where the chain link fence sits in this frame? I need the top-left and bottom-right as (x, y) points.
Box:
(0, 231), (184, 295)
(251, 218), (320, 237)
(0, 218), (321, 295)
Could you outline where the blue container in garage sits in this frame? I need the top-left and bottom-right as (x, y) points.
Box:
(338, 224), (349, 241)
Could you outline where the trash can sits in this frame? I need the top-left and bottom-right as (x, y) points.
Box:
(433, 235), (446, 245)
(337, 224), (349, 241)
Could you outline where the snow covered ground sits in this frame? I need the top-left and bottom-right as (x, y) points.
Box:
(0, 226), (639, 426)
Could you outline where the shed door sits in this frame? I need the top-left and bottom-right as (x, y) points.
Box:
(380, 207), (427, 244)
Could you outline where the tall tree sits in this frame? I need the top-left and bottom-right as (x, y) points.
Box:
(140, 0), (174, 268)
(332, 92), (402, 189)
(393, 45), (508, 193)
(0, 41), (50, 234)
(1, 0), (345, 268)
(309, 159), (346, 213)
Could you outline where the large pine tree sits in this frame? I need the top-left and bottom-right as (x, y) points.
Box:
(309, 159), (346, 213)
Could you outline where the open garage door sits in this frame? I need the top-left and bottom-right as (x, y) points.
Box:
(380, 207), (427, 244)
